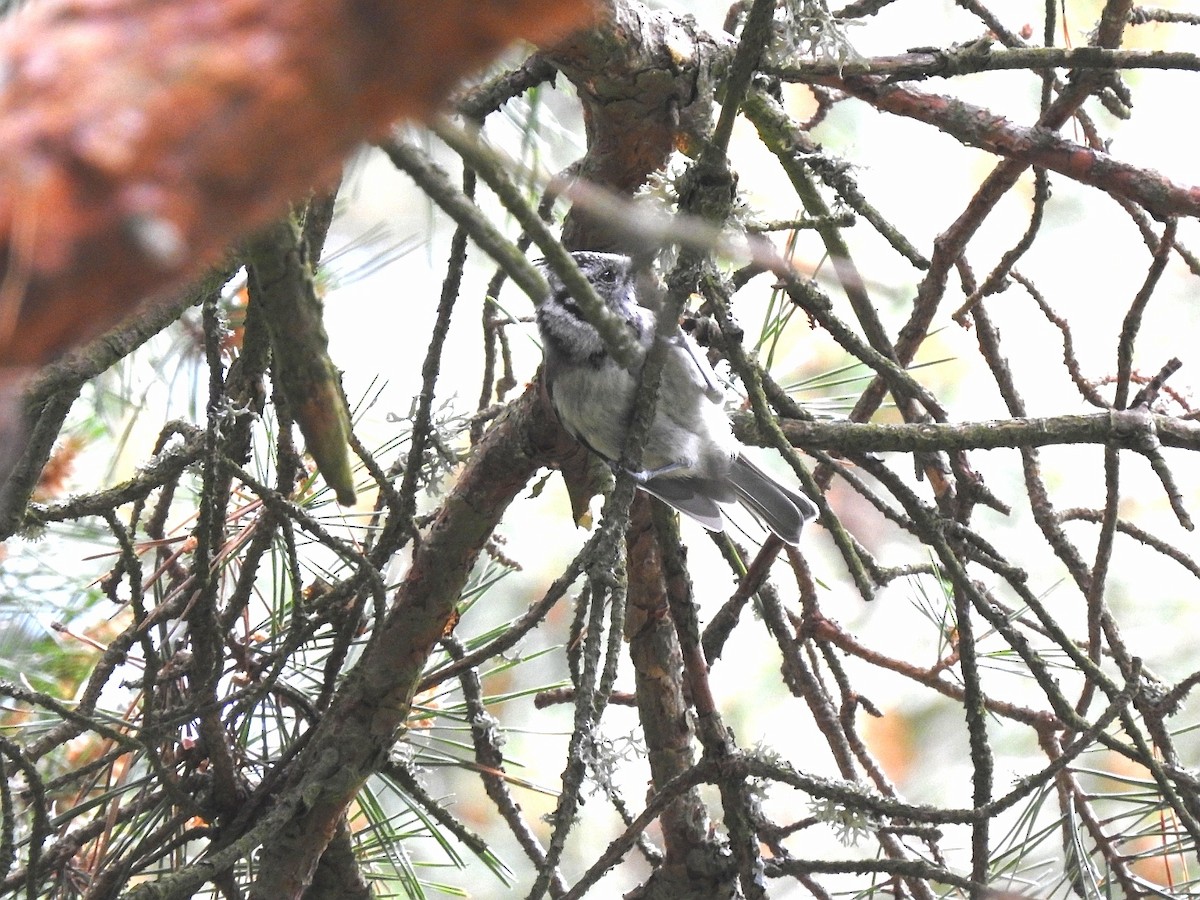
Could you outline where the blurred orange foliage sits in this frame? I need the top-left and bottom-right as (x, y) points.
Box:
(0, 0), (596, 370)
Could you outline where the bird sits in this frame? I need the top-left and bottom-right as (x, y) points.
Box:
(535, 250), (817, 545)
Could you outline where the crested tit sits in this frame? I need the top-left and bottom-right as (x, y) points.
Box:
(535, 251), (817, 545)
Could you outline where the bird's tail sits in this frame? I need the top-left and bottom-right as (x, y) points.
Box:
(728, 454), (818, 546)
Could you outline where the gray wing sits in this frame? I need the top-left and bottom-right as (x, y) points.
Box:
(667, 332), (725, 402)
(638, 476), (727, 532)
(727, 454), (818, 546)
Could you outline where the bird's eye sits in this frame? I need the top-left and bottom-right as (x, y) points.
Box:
(597, 266), (616, 284)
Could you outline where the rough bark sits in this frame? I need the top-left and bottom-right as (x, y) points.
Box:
(243, 385), (572, 898)
(0, 0), (596, 478)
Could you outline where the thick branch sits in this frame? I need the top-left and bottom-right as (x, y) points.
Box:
(824, 75), (1199, 220)
(740, 410), (1200, 454)
(0, 0), (595, 370)
(767, 45), (1200, 81)
(247, 385), (570, 899)
(541, 0), (732, 250)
